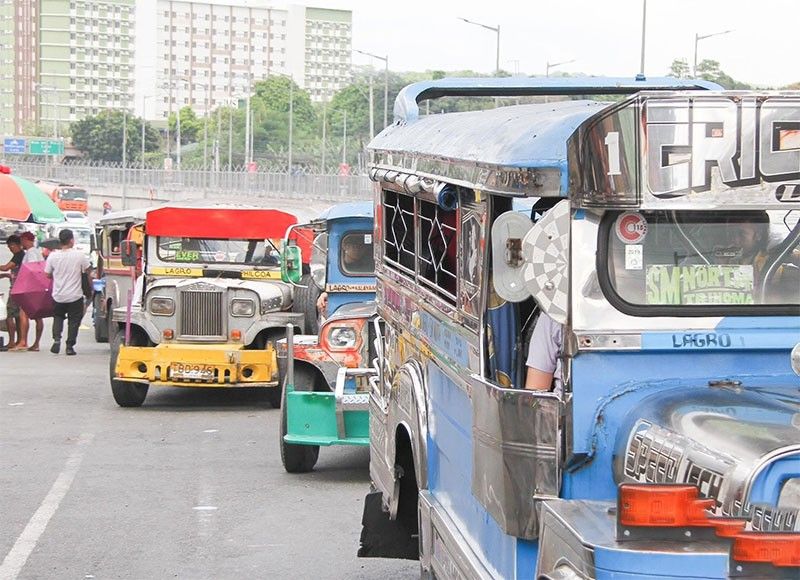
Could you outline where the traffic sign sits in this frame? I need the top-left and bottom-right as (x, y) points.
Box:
(3, 137), (26, 154)
(29, 139), (64, 156)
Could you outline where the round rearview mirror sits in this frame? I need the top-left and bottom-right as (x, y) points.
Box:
(792, 343), (800, 377)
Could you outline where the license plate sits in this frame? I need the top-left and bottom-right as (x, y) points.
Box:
(171, 363), (214, 381)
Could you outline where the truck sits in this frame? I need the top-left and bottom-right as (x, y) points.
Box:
(358, 77), (800, 578)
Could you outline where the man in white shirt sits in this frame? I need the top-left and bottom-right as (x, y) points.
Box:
(45, 229), (91, 356)
(525, 312), (563, 392)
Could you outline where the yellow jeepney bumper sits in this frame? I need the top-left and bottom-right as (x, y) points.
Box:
(114, 343), (279, 388)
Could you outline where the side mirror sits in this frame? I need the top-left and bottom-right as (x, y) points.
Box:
(120, 240), (139, 267)
(281, 244), (302, 284)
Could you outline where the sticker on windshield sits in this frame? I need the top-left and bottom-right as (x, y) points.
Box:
(213, 251), (226, 262)
(625, 245), (643, 270)
(615, 212), (648, 244)
(175, 250), (200, 262)
(646, 265), (754, 305)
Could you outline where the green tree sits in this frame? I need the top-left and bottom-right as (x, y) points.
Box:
(695, 59), (752, 89)
(167, 106), (202, 144)
(70, 110), (159, 163)
(668, 58), (691, 79)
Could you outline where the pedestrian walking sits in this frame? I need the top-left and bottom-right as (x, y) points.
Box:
(15, 231), (45, 351)
(45, 229), (91, 356)
(0, 234), (24, 350)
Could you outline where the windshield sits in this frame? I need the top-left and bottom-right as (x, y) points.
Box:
(604, 210), (800, 311)
(339, 231), (375, 276)
(60, 188), (87, 201)
(53, 227), (91, 244)
(156, 236), (280, 267)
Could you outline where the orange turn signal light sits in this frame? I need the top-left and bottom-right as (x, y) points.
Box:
(163, 329), (174, 340)
(230, 330), (242, 341)
(732, 532), (800, 568)
(619, 484), (715, 527)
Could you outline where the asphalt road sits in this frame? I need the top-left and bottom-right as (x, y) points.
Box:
(0, 282), (416, 577)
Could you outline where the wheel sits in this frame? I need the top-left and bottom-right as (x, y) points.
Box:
(107, 300), (118, 345)
(279, 365), (321, 473)
(291, 274), (321, 335)
(93, 294), (108, 343)
(109, 332), (149, 407)
(266, 386), (282, 409)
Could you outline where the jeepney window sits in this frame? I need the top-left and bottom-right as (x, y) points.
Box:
(109, 227), (127, 254)
(418, 198), (457, 300)
(156, 236), (280, 266)
(339, 231), (375, 276)
(59, 187), (87, 201)
(602, 210), (800, 312)
(383, 189), (415, 273)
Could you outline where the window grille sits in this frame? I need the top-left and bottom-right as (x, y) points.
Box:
(418, 199), (457, 300)
(383, 189), (415, 273)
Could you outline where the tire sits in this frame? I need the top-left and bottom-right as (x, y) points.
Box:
(291, 274), (321, 335)
(93, 294), (108, 343)
(266, 385), (282, 409)
(279, 365), (321, 473)
(107, 300), (118, 345)
(109, 332), (149, 407)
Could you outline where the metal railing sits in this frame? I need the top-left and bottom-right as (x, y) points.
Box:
(9, 160), (372, 202)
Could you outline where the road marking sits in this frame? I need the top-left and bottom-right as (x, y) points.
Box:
(0, 433), (94, 580)
(7, 403), (24, 407)
(192, 506), (218, 511)
(202, 429), (218, 433)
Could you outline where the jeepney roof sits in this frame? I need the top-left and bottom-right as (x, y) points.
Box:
(317, 201), (373, 222)
(145, 205), (297, 239)
(96, 206), (151, 226)
(370, 99), (608, 175)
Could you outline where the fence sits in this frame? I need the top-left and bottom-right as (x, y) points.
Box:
(9, 160), (373, 204)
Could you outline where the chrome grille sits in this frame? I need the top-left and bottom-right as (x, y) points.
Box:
(624, 422), (683, 483)
(180, 290), (224, 338)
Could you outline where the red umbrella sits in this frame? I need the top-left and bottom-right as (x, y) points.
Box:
(10, 262), (54, 319)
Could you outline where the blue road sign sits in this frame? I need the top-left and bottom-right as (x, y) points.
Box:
(3, 137), (26, 154)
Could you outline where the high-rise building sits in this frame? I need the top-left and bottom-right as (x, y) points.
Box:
(142, 1), (351, 120)
(0, 0), (135, 137)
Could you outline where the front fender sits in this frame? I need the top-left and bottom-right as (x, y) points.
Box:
(383, 360), (428, 517)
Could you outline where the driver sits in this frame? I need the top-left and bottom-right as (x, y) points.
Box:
(316, 236), (374, 319)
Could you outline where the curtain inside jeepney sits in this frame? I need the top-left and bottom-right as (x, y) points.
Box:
(486, 287), (518, 388)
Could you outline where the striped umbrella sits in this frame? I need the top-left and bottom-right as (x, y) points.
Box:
(0, 174), (64, 223)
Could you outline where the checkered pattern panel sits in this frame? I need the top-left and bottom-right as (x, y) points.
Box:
(521, 200), (570, 324)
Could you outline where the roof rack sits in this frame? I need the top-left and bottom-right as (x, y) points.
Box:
(393, 75), (722, 123)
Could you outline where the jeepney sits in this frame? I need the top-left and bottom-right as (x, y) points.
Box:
(109, 205), (305, 408)
(277, 202), (376, 472)
(93, 207), (148, 343)
(359, 77), (800, 577)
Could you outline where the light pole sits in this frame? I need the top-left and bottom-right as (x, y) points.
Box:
(354, 49), (389, 130)
(140, 95), (150, 169)
(458, 17), (500, 77)
(640, 0), (647, 75)
(546, 59), (576, 77)
(693, 29), (732, 78)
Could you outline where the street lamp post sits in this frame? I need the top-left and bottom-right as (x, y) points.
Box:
(545, 59), (576, 77)
(458, 17), (500, 77)
(140, 95), (150, 169)
(354, 50), (389, 130)
(693, 29), (732, 78)
(640, 0), (647, 75)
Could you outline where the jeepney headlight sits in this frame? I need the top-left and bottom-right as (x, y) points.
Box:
(149, 296), (174, 316)
(327, 326), (357, 349)
(231, 298), (256, 317)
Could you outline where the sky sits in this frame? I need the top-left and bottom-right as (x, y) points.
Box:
(335, 0), (798, 87)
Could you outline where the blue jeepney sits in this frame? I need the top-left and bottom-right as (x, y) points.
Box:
(278, 202), (377, 472)
(359, 77), (800, 577)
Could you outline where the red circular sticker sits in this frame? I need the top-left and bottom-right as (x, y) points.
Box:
(615, 212), (648, 244)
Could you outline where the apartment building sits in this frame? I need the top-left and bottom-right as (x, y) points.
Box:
(147, 1), (351, 120)
(0, 0), (135, 137)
